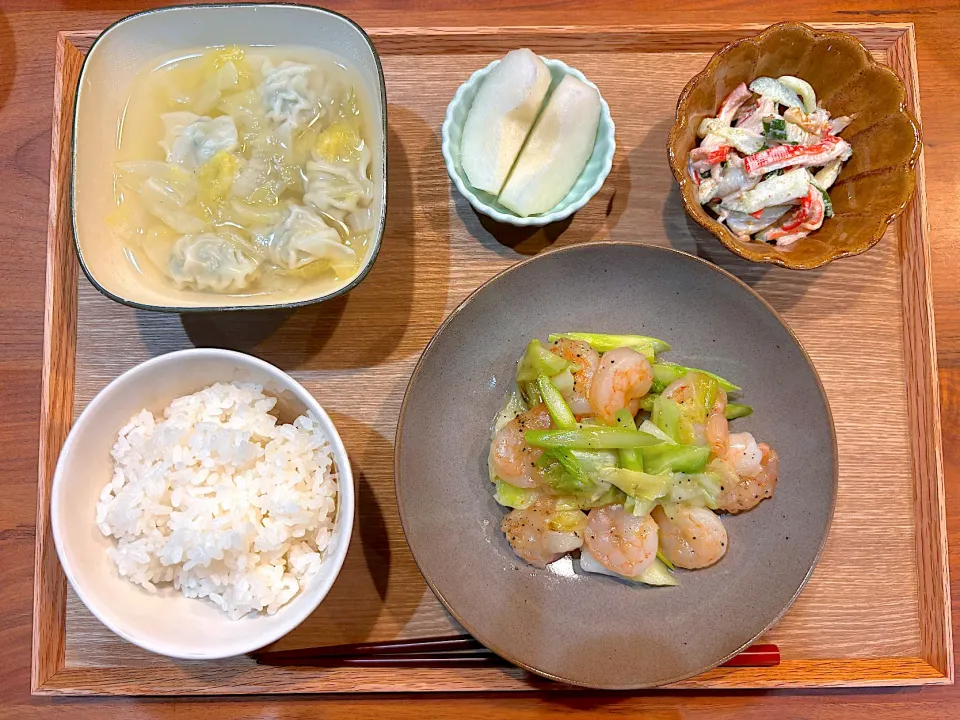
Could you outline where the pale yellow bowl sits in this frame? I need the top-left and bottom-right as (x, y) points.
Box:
(73, 4), (387, 311)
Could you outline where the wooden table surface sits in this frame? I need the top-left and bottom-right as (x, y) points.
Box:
(3, 1), (959, 717)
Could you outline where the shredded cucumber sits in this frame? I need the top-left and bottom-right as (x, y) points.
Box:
(749, 77), (803, 109)
(778, 75), (817, 113)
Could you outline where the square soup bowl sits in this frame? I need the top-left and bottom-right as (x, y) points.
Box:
(73, 3), (387, 311)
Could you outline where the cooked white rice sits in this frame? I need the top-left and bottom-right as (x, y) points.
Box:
(96, 381), (338, 620)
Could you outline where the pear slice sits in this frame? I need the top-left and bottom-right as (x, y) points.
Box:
(498, 75), (601, 217)
(460, 49), (552, 195)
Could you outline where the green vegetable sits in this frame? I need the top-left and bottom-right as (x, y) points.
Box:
(636, 557), (679, 587)
(539, 448), (620, 496)
(570, 449), (620, 475)
(600, 467), (672, 503)
(641, 445), (710, 475)
(762, 116), (788, 142)
(813, 159), (842, 191)
(778, 75), (817, 113)
(668, 473), (720, 509)
(650, 361), (740, 394)
(519, 380), (541, 407)
(516, 339), (570, 404)
(725, 402), (753, 420)
(526, 427), (664, 450)
(571, 484), (627, 509)
(537, 374), (577, 430)
(492, 392), (527, 435)
(637, 419), (677, 445)
(748, 77), (803, 109)
(548, 332), (670, 357)
(624, 495), (657, 516)
(811, 181), (835, 218)
(692, 373), (719, 417)
(656, 551), (675, 571)
(494, 480), (539, 509)
(540, 449), (590, 494)
(614, 409), (644, 471)
(696, 120), (766, 155)
(651, 395), (681, 443)
(638, 394), (657, 413)
(763, 168), (786, 181)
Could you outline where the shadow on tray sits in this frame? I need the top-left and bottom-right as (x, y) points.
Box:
(453, 123), (632, 259)
(256, 411), (435, 653)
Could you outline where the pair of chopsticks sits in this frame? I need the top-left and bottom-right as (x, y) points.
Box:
(254, 635), (780, 669)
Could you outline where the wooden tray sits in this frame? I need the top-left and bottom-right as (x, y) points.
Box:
(33, 22), (950, 695)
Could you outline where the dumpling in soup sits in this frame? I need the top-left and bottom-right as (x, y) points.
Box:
(259, 61), (317, 137)
(161, 112), (239, 168)
(169, 231), (258, 291)
(304, 144), (374, 229)
(261, 205), (357, 275)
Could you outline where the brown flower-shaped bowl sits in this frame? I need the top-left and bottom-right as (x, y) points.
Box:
(667, 22), (921, 270)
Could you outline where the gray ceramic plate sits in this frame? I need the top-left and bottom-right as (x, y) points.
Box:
(395, 242), (837, 689)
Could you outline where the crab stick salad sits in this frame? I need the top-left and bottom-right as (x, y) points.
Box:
(688, 76), (854, 248)
(488, 333), (778, 586)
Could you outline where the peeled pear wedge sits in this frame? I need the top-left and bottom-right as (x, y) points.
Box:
(460, 49), (552, 195)
(498, 74), (601, 217)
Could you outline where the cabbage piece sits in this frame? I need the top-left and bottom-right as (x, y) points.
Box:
(197, 151), (242, 218)
(219, 89), (267, 137)
(579, 547), (678, 587)
(314, 122), (365, 164)
(494, 480), (540, 509)
(230, 140), (301, 206)
(220, 199), (287, 229)
(599, 467), (672, 504)
(165, 47), (252, 115)
(168, 231), (259, 291)
(161, 113), (239, 169)
(538, 448), (619, 497)
(668, 472), (721, 509)
(115, 161), (205, 235)
(258, 204), (358, 276)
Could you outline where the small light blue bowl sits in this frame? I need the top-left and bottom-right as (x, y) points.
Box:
(441, 56), (616, 226)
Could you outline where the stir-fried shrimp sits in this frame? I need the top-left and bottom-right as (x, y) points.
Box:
(489, 404), (552, 488)
(550, 337), (600, 415)
(653, 504), (728, 569)
(714, 441), (779, 513)
(490, 333), (781, 583)
(589, 347), (653, 424)
(501, 498), (588, 568)
(727, 432), (763, 477)
(583, 504), (658, 577)
(705, 388), (729, 460)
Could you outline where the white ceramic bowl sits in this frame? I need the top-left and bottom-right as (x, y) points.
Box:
(50, 349), (354, 660)
(73, 4), (387, 311)
(441, 56), (616, 227)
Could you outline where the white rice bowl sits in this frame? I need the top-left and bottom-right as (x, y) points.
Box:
(95, 381), (338, 620)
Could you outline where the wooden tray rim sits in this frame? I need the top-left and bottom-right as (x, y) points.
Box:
(31, 21), (951, 696)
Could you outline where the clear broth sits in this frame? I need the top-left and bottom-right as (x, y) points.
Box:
(111, 45), (375, 298)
